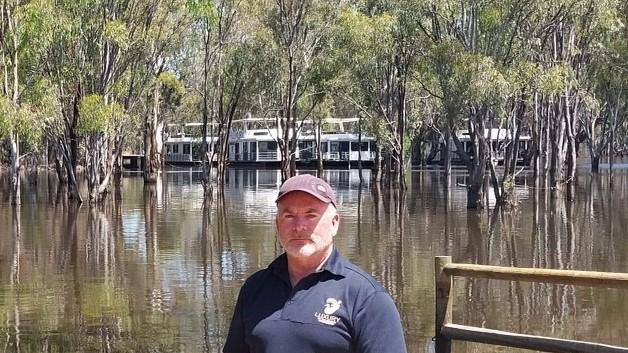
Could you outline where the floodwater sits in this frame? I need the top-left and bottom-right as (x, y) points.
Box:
(0, 167), (627, 353)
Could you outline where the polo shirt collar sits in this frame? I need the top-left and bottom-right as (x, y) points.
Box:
(321, 248), (347, 276)
(269, 247), (347, 283)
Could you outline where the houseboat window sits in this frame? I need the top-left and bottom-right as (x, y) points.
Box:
(298, 141), (314, 160)
(320, 142), (328, 153)
(173, 144), (179, 154)
(259, 141), (277, 151)
(166, 145), (171, 154)
(253, 131), (268, 136)
(183, 144), (191, 155)
(351, 142), (369, 151)
(339, 142), (350, 152)
(192, 143), (201, 160)
(370, 141), (378, 151)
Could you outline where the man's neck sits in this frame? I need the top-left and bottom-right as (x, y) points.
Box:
(287, 247), (333, 287)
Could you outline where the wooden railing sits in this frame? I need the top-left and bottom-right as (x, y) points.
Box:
(434, 256), (628, 353)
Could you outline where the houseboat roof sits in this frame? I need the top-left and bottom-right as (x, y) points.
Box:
(456, 128), (531, 141)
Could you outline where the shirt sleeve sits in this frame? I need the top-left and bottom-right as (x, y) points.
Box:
(223, 284), (250, 353)
(353, 291), (407, 353)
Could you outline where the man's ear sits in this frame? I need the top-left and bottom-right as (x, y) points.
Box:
(331, 212), (340, 236)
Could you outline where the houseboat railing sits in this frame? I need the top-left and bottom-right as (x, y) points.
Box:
(257, 151), (278, 161)
(434, 256), (628, 353)
(325, 152), (340, 161)
(165, 154), (192, 162)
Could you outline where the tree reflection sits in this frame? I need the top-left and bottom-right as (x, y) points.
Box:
(143, 183), (161, 313)
(7, 206), (22, 352)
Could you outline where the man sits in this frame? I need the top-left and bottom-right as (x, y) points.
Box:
(223, 174), (407, 353)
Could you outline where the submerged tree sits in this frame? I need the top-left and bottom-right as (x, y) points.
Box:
(264, 0), (345, 181)
(77, 94), (125, 204)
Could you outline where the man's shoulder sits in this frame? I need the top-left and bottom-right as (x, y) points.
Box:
(338, 257), (387, 293)
(240, 267), (276, 293)
(244, 266), (274, 283)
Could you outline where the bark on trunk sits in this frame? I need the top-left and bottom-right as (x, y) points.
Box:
(316, 123), (323, 176)
(373, 146), (382, 183)
(443, 129), (452, 188)
(591, 155), (600, 173)
(467, 168), (484, 209)
(144, 83), (162, 184)
(58, 138), (82, 203)
(357, 117), (363, 185)
(9, 133), (20, 206)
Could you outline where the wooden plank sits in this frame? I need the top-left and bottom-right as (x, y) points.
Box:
(443, 263), (628, 288)
(442, 324), (628, 353)
(434, 256), (453, 353)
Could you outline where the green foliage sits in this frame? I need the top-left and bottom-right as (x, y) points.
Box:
(187, 0), (218, 25)
(15, 104), (44, 147)
(479, 5), (503, 33)
(538, 65), (574, 94)
(16, 0), (56, 59)
(466, 55), (510, 108)
(158, 71), (185, 107)
(104, 20), (129, 50)
(78, 95), (125, 136)
(0, 96), (44, 147)
(0, 97), (14, 139)
(173, 93), (203, 124)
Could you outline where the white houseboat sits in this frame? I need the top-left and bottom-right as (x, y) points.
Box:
(164, 118), (377, 167)
(434, 128), (531, 165)
(164, 123), (219, 163)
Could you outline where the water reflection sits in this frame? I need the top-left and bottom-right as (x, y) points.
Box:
(0, 169), (627, 352)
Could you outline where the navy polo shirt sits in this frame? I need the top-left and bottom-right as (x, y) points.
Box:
(223, 248), (407, 353)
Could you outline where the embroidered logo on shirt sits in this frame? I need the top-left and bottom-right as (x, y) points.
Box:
(315, 298), (342, 325)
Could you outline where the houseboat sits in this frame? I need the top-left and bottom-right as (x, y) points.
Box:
(434, 128), (531, 165)
(163, 123), (218, 163)
(163, 118), (377, 167)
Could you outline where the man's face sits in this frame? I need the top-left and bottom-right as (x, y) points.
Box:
(275, 191), (339, 259)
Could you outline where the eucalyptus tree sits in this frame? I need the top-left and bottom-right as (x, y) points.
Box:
(78, 94), (125, 203)
(139, 0), (192, 184)
(526, 0), (625, 192)
(41, 0), (175, 203)
(419, 0), (626, 207)
(581, 4), (627, 173)
(0, 0), (55, 205)
(187, 0), (218, 197)
(333, 8), (393, 182)
(333, 1), (431, 187)
(186, 0), (270, 194)
(264, 0), (346, 181)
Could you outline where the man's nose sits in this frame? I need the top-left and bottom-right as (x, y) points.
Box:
(293, 216), (309, 230)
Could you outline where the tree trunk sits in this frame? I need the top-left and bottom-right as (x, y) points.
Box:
(86, 134), (102, 204)
(564, 87), (578, 185)
(591, 154), (600, 173)
(316, 123), (323, 176)
(9, 133), (20, 206)
(144, 83), (162, 184)
(467, 167), (485, 209)
(443, 128), (452, 188)
(357, 116), (363, 185)
(373, 146), (382, 183)
(58, 138), (83, 203)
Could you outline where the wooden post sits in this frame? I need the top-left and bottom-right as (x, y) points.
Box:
(435, 256), (453, 353)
